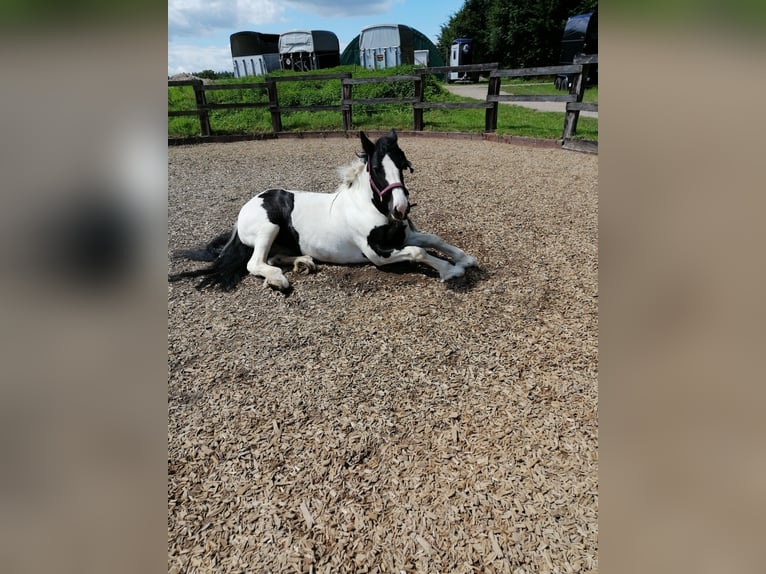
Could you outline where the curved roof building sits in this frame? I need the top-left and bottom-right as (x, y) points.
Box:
(340, 24), (445, 69)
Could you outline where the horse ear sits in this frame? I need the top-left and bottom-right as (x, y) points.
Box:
(359, 131), (375, 157)
(388, 128), (397, 142)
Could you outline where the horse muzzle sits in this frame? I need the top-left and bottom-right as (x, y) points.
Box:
(391, 203), (410, 221)
(389, 187), (410, 221)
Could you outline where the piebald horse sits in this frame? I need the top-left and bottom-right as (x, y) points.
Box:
(169, 129), (477, 291)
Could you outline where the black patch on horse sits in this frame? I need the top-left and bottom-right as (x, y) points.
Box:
(260, 188), (302, 256)
(367, 221), (407, 258)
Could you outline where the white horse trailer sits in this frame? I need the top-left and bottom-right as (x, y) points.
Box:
(279, 30), (340, 72)
(448, 38), (478, 83)
(230, 32), (281, 78)
(359, 24), (415, 70)
(232, 54), (281, 78)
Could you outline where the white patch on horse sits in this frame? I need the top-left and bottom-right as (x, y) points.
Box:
(339, 159), (365, 188)
(380, 154), (409, 220)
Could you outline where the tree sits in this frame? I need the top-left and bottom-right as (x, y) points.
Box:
(437, 0), (493, 65)
(195, 69), (235, 80)
(437, 0), (597, 68)
(195, 69), (218, 80)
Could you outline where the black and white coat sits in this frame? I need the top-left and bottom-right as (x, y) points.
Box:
(170, 130), (477, 291)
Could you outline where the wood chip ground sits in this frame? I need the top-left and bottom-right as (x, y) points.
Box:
(168, 137), (598, 573)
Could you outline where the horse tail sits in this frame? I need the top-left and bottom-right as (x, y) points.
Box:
(169, 227), (254, 291)
(171, 230), (232, 262)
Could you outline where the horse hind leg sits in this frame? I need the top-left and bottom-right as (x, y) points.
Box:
(292, 256), (316, 275)
(242, 224), (290, 290)
(249, 255), (290, 291)
(267, 254), (317, 275)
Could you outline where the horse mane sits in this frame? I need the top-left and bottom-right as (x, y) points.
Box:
(338, 155), (366, 188)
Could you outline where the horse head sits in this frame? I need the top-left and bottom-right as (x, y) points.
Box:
(360, 129), (414, 221)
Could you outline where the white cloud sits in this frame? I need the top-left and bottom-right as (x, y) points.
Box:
(169, 0), (284, 39)
(168, 0), (396, 39)
(166, 0), (398, 74)
(284, 0), (394, 18)
(168, 43), (233, 75)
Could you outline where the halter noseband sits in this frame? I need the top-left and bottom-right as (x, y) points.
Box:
(367, 160), (405, 200)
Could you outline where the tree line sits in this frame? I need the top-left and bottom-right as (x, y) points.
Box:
(437, 0), (597, 69)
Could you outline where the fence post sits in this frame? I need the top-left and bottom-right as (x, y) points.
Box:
(562, 64), (585, 140)
(485, 73), (500, 132)
(413, 71), (425, 131)
(191, 79), (211, 136)
(267, 79), (282, 132)
(341, 79), (352, 131)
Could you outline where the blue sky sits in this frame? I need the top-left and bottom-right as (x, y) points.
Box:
(168, 0), (467, 75)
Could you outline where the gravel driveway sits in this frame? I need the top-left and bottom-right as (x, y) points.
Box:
(168, 136), (598, 573)
(445, 83), (598, 118)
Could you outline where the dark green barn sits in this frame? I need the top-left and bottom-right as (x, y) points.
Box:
(340, 24), (445, 68)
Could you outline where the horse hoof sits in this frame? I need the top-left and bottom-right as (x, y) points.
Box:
(441, 266), (465, 282)
(264, 276), (290, 291)
(459, 255), (478, 268)
(293, 257), (316, 275)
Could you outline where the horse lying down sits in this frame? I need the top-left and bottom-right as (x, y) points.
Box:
(169, 129), (477, 291)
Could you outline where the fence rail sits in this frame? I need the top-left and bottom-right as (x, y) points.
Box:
(168, 56), (597, 151)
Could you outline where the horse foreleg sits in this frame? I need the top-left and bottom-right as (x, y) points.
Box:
(363, 245), (465, 282)
(404, 226), (477, 270)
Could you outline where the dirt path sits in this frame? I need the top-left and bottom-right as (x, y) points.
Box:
(445, 82), (598, 117)
(168, 137), (598, 573)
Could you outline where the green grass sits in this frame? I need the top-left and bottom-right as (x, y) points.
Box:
(168, 65), (597, 141)
(422, 79), (598, 140)
(498, 78), (598, 103)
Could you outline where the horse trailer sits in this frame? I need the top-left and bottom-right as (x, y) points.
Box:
(230, 31), (281, 78)
(448, 38), (479, 83)
(340, 25), (444, 70)
(278, 30), (340, 72)
(358, 24), (415, 69)
(554, 11), (598, 90)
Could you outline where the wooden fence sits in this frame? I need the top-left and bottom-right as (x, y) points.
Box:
(168, 56), (597, 151)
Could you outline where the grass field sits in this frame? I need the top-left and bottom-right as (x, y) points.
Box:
(168, 65), (598, 141)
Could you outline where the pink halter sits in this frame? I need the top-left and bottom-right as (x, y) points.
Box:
(367, 161), (404, 200)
